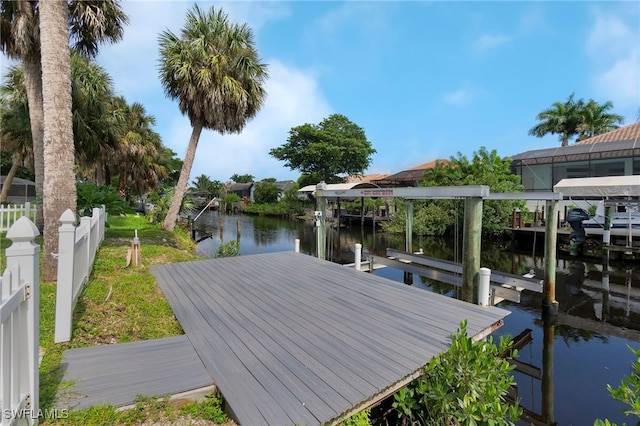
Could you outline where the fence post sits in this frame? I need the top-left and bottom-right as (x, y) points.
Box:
(81, 216), (92, 277)
(55, 209), (76, 343)
(5, 216), (41, 416)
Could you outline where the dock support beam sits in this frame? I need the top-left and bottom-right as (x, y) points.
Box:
(542, 200), (559, 317)
(462, 197), (483, 303)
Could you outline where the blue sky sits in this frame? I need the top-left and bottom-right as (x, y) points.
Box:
(4, 1), (640, 184)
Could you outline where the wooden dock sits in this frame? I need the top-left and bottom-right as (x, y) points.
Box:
(150, 251), (509, 425)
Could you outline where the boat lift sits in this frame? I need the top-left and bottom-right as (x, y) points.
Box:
(311, 182), (564, 316)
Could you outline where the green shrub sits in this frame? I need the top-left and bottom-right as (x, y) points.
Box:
(339, 409), (371, 426)
(76, 181), (130, 217)
(595, 346), (640, 426)
(216, 240), (239, 257)
(392, 320), (522, 425)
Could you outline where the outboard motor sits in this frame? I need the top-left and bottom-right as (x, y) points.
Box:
(566, 208), (590, 254)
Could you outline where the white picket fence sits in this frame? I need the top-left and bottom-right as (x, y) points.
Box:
(54, 206), (106, 343)
(0, 202), (37, 232)
(0, 217), (40, 426)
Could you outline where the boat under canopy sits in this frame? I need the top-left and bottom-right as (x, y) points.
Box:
(554, 175), (640, 198)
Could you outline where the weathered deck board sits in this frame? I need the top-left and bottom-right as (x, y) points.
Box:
(59, 335), (212, 410)
(151, 251), (509, 425)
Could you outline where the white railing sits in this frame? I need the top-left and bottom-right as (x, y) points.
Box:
(0, 203), (37, 232)
(54, 206), (106, 343)
(0, 217), (40, 426)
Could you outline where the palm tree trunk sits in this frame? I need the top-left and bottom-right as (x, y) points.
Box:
(0, 155), (22, 204)
(163, 124), (203, 231)
(22, 58), (45, 229)
(40, 0), (76, 282)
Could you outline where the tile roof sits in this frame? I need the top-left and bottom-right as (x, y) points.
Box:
(407, 159), (446, 170)
(575, 122), (640, 145)
(345, 173), (390, 183)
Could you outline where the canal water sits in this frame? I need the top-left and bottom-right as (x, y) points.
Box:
(193, 211), (640, 425)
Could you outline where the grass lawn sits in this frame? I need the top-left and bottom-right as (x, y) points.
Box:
(1, 214), (232, 425)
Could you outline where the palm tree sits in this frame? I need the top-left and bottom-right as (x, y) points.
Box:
(158, 5), (268, 231)
(1, 1), (45, 227)
(70, 51), (122, 184)
(576, 99), (624, 141)
(0, 66), (33, 204)
(39, 0), (76, 281)
(529, 93), (583, 147)
(0, 0), (128, 229)
(113, 98), (169, 198)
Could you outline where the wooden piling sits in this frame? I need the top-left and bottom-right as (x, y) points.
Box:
(405, 200), (413, 253)
(542, 200), (559, 316)
(462, 197), (483, 303)
(317, 193), (327, 260)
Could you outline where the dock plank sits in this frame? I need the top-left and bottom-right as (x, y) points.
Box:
(151, 251), (509, 425)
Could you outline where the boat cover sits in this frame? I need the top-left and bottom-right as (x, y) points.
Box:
(554, 176), (640, 197)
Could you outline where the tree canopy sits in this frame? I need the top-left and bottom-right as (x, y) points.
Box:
(253, 178), (279, 204)
(382, 147), (524, 237)
(230, 173), (254, 183)
(269, 114), (376, 184)
(529, 93), (624, 146)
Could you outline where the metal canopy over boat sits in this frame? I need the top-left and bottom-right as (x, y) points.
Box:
(554, 176), (640, 198)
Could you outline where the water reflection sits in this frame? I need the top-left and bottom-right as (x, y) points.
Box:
(194, 213), (640, 424)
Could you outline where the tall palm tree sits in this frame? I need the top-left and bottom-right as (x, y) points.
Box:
(529, 93), (583, 147)
(0, 0), (128, 229)
(576, 99), (624, 141)
(0, 66), (33, 204)
(39, 0), (75, 281)
(70, 51), (122, 184)
(1, 1), (44, 227)
(113, 98), (169, 198)
(158, 5), (268, 231)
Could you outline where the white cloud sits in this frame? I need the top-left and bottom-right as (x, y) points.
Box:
(586, 12), (636, 58)
(586, 7), (640, 110)
(473, 34), (510, 53)
(179, 59), (333, 182)
(444, 88), (473, 106)
(592, 50), (640, 110)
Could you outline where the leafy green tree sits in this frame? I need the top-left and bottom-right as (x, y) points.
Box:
(220, 192), (242, 213)
(425, 148), (523, 237)
(253, 178), (279, 204)
(270, 114), (376, 184)
(230, 173), (254, 183)
(158, 5), (268, 231)
(392, 320), (521, 425)
(382, 148), (523, 237)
